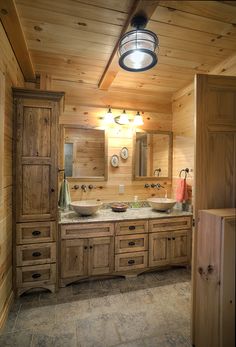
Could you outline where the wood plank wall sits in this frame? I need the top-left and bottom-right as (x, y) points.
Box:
(59, 104), (172, 202)
(0, 23), (24, 328)
(171, 89), (194, 204)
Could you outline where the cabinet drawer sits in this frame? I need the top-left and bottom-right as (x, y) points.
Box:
(115, 220), (148, 235)
(61, 223), (114, 239)
(149, 217), (191, 232)
(16, 243), (56, 266)
(115, 251), (148, 272)
(16, 222), (56, 245)
(16, 263), (56, 287)
(115, 234), (148, 254)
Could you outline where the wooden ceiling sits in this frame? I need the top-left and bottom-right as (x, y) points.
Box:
(7, 0), (236, 110)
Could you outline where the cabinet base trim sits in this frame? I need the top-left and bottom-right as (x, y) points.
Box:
(17, 284), (56, 297)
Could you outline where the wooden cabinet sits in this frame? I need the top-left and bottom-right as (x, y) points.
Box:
(149, 217), (191, 268)
(114, 220), (148, 273)
(194, 209), (235, 347)
(59, 215), (192, 285)
(60, 223), (114, 286)
(13, 89), (64, 296)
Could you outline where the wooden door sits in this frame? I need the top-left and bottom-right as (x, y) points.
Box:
(170, 230), (190, 264)
(149, 232), (170, 267)
(15, 97), (59, 222)
(88, 237), (114, 276)
(61, 239), (88, 279)
(192, 74), (236, 344)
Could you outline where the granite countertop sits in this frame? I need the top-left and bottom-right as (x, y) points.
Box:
(59, 207), (192, 224)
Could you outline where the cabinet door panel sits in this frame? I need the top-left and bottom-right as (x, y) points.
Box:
(22, 107), (51, 158)
(171, 230), (190, 264)
(88, 237), (114, 276)
(61, 239), (87, 279)
(149, 232), (170, 267)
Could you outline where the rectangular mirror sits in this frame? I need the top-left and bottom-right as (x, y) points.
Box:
(61, 126), (107, 181)
(133, 130), (172, 180)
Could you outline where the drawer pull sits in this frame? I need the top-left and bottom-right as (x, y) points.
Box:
(32, 251), (41, 257)
(172, 237), (176, 240)
(32, 230), (41, 236)
(128, 259), (135, 265)
(129, 226), (136, 230)
(32, 273), (41, 279)
(128, 241), (135, 246)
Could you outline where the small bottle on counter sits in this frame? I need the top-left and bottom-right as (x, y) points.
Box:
(132, 195), (140, 208)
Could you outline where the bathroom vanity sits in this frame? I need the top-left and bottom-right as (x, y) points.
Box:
(59, 208), (192, 287)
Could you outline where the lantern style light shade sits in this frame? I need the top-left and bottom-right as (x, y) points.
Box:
(118, 15), (158, 72)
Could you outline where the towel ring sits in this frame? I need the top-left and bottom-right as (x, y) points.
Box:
(179, 168), (189, 179)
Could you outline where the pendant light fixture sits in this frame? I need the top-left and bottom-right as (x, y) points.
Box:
(133, 111), (144, 126)
(115, 110), (130, 125)
(118, 14), (158, 72)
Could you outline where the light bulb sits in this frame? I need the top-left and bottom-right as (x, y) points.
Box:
(118, 110), (129, 125)
(104, 107), (114, 124)
(133, 111), (144, 126)
(129, 51), (145, 68)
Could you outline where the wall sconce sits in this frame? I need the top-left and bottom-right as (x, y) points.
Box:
(115, 110), (129, 125)
(103, 107), (114, 124)
(133, 111), (144, 126)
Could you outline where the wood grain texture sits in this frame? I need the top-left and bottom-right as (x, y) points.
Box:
(0, 0), (35, 81)
(0, 22), (24, 330)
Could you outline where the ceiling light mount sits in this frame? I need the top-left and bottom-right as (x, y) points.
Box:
(118, 14), (158, 72)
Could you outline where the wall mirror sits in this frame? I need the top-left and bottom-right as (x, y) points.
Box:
(133, 130), (173, 180)
(61, 126), (107, 181)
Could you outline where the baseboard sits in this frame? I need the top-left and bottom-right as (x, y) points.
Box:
(0, 290), (14, 331)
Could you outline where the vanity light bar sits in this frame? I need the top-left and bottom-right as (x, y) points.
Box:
(103, 108), (144, 126)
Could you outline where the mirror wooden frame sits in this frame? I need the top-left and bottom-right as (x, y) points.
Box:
(59, 125), (108, 181)
(132, 130), (173, 181)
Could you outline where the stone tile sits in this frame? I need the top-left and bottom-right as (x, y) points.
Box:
(39, 286), (73, 304)
(14, 305), (55, 330)
(143, 330), (192, 347)
(114, 339), (146, 347)
(1, 311), (18, 334)
(0, 330), (33, 346)
(31, 334), (54, 347)
(55, 299), (90, 322)
(76, 313), (121, 347)
(31, 321), (77, 347)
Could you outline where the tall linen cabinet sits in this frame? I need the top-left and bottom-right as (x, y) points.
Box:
(13, 89), (64, 296)
(195, 209), (235, 347)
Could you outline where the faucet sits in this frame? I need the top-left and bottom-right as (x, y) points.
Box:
(81, 184), (87, 192)
(154, 168), (161, 177)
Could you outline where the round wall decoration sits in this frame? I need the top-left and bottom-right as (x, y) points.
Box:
(120, 147), (129, 160)
(110, 154), (119, 167)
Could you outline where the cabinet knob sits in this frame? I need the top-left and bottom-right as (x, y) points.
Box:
(128, 259), (135, 265)
(172, 237), (175, 240)
(198, 267), (204, 276)
(89, 246), (93, 249)
(32, 230), (41, 236)
(51, 188), (55, 193)
(129, 226), (136, 230)
(32, 252), (41, 257)
(32, 273), (41, 279)
(168, 238), (171, 241)
(84, 246), (88, 250)
(128, 241), (135, 246)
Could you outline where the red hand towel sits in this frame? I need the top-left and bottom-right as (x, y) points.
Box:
(176, 178), (188, 202)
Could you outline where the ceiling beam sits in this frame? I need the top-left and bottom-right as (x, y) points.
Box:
(98, 0), (160, 91)
(0, 0), (35, 81)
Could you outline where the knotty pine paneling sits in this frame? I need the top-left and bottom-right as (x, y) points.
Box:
(171, 89), (194, 203)
(0, 23), (24, 328)
(59, 105), (173, 202)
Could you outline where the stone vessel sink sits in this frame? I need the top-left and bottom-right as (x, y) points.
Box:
(70, 200), (103, 216)
(147, 198), (176, 211)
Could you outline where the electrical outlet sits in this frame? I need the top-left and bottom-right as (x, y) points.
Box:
(119, 184), (125, 194)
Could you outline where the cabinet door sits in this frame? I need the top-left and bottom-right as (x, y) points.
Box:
(170, 230), (190, 264)
(15, 98), (58, 222)
(88, 237), (114, 276)
(149, 232), (170, 267)
(61, 239), (88, 279)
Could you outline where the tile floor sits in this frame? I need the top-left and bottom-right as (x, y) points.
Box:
(0, 268), (192, 347)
